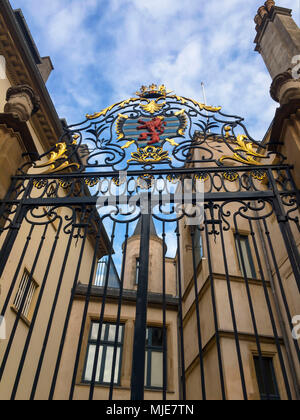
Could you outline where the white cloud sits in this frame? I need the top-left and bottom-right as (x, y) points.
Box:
(9, 0), (299, 139)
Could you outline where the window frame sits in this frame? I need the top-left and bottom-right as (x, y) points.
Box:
(135, 257), (140, 285)
(82, 321), (125, 387)
(145, 326), (164, 390)
(253, 356), (281, 401)
(13, 269), (38, 321)
(193, 226), (203, 268)
(234, 233), (257, 279)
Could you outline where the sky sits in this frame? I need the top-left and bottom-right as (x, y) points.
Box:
(9, 0), (300, 142)
(8, 0), (299, 263)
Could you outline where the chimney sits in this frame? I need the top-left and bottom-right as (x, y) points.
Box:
(254, 1), (300, 105)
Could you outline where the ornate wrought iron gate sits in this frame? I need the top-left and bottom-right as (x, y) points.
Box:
(0, 85), (299, 400)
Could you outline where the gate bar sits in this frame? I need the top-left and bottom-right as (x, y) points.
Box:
(131, 213), (151, 400)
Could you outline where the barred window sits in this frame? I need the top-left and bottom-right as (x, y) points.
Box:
(235, 234), (256, 279)
(13, 270), (38, 319)
(83, 322), (124, 385)
(145, 327), (164, 389)
(135, 258), (140, 285)
(254, 356), (280, 400)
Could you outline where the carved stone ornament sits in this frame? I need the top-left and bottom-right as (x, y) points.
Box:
(264, 0), (275, 12)
(254, 2), (275, 29)
(270, 69), (300, 105)
(254, 14), (263, 27)
(4, 84), (40, 121)
(257, 6), (268, 19)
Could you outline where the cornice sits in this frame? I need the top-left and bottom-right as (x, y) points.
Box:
(0, 0), (63, 152)
(270, 69), (293, 102)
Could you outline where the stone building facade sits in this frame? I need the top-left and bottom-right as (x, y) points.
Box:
(0, 0), (299, 401)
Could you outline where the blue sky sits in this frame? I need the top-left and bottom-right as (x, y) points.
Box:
(10, 0), (299, 141)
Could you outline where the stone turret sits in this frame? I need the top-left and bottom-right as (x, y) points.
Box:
(254, 1), (300, 105)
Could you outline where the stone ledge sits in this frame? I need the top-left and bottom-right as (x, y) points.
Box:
(0, 113), (38, 160)
(75, 283), (179, 309)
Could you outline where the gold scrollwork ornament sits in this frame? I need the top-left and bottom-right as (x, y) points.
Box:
(33, 142), (80, 174)
(128, 146), (171, 164)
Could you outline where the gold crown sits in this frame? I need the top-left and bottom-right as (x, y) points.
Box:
(136, 84), (170, 98)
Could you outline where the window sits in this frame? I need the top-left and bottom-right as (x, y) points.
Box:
(13, 270), (38, 320)
(193, 227), (203, 268)
(135, 258), (140, 285)
(94, 257), (120, 289)
(235, 234), (256, 279)
(145, 327), (164, 389)
(254, 356), (280, 400)
(83, 322), (124, 385)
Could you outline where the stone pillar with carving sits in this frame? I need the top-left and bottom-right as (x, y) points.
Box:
(0, 84), (40, 198)
(4, 84), (40, 121)
(254, 1), (300, 104)
(254, 2), (300, 188)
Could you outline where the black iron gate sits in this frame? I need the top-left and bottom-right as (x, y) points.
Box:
(0, 85), (299, 400)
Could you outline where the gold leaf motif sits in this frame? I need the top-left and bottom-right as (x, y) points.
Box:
(33, 142), (80, 174)
(85, 178), (100, 187)
(86, 104), (116, 120)
(116, 114), (129, 140)
(86, 98), (140, 120)
(169, 95), (187, 104)
(33, 179), (47, 189)
(140, 100), (166, 114)
(175, 109), (188, 136)
(112, 175), (127, 187)
(223, 172), (239, 182)
(120, 98), (139, 108)
(128, 146), (171, 163)
(188, 98), (222, 112)
(251, 170), (267, 181)
(195, 173), (209, 182)
(220, 135), (266, 166)
(224, 126), (232, 138)
(165, 138), (179, 147)
(167, 174), (181, 184)
(121, 140), (135, 149)
(58, 179), (72, 189)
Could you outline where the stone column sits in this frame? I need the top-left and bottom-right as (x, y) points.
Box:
(4, 84), (40, 121)
(254, 2), (300, 189)
(254, 2), (300, 105)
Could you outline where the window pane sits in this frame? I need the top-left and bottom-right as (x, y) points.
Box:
(84, 344), (102, 382)
(151, 328), (163, 347)
(235, 235), (255, 278)
(103, 346), (120, 384)
(144, 351), (148, 386)
(90, 323), (106, 341)
(107, 324), (123, 343)
(151, 351), (163, 388)
(254, 357), (280, 400)
(193, 228), (203, 267)
(240, 238), (253, 278)
(135, 258), (140, 285)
